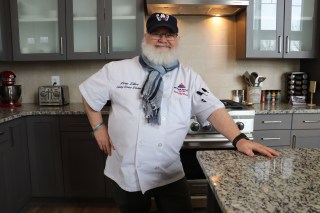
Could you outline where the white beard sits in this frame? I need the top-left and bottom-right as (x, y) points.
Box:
(141, 38), (179, 66)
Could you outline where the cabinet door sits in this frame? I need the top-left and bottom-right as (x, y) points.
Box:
(61, 132), (106, 197)
(104, 0), (144, 59)
(7, 118), (31, 213)
(26, 116), (64, 197)
(10, 0), (66, 61)
(241, 0), (285, 58)
(0, 123), (11, 212)
(66, 0), (105, 59)
(283, 0), (318, 58)
(291, 130), (320, 148)
(0, 0), (12, 61)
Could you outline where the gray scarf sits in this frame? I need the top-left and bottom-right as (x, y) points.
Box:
(139, 54), (179, 125)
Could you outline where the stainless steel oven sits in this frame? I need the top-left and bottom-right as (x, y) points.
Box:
(180, 100), (255, 208)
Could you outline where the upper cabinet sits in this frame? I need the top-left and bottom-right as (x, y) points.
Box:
(10, 0), (144, 61)
(236, 0), (318, 59)
(0, 0), (12, 61)
(10, 0), (66, 61)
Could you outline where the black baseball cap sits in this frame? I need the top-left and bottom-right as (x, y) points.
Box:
(146, 13), (178, 33)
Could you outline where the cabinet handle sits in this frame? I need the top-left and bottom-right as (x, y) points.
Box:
(107, 36), (110, 54)
(0, 131), (5, 136)
(292, 135), (296, 148)
(285, 36), (289, 53)
(60, 37), (64, 55)
(99, 36), (102, 54)
(262, 121), (282, 124)
(261, 138), (281, 140)
(278, 36), (282, 53)
(303, 120), (320, 123)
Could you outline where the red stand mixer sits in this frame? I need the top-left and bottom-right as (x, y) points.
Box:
(0, 71), (22, 107)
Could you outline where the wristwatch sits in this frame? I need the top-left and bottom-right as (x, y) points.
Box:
(232, 133), (249, 148)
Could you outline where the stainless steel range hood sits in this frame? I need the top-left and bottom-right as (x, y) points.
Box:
(146, 0), (249, 17)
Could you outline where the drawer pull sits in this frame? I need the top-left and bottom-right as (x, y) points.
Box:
(261, 138), (281, 140)
(262, 121), (282, 124)
(303, 120), (320, 123)
(0, 131), (5, 135)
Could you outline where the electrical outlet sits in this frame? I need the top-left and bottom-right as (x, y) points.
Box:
(51, 76), (60, 85)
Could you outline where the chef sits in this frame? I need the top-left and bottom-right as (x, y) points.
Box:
(79, 13), (279, 213)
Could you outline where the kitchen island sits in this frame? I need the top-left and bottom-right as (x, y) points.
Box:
(197, 149), (320, 213)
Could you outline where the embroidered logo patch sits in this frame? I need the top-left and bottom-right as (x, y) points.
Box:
(156, 13), (169, 21)
(174, 83), (188, 96)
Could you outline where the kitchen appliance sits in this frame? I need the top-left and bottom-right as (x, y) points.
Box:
(286, 72), (308, 101)
(38, 85), (70, 106)
(181, 99), (255, 208)
(146, 0), (249, 16)
(0, 71), (22, 107)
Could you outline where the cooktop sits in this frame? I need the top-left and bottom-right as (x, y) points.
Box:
(220, 99), (247, 110)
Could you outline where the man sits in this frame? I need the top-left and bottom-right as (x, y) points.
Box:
(79, 13), (279, 213)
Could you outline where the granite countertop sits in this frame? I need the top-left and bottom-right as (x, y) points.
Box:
(0, 102), (320, 124)
(0, 103), (110, 123)
(251, 102), (320, 114)
(197, 149), (320, 213)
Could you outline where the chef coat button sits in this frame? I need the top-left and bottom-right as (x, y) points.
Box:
(161, 116), (166, 121)
(139, 140), (144, 145)
(158, 143), (163, 148)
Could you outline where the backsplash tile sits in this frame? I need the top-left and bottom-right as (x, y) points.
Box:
(0, 16), (299, 103)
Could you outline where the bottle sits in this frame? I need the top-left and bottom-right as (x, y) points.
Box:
(261, 90), (266, 103)
(271, 91), (276, 103)
(276, 90), (281, 103)
(232, 90), (240, 103)
(266, 90), (271, 103)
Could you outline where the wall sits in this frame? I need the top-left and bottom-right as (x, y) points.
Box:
(0, 16), (300, 103)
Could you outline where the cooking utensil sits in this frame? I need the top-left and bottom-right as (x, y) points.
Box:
(251, 72), (258, 80)
(257, 76), (266, 86)
(243, 71), (253, 86)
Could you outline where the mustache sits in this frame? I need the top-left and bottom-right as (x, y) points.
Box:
(154, 43), (171, 48)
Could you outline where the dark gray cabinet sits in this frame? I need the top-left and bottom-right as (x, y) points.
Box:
(60, 116), (107, 198)
(10, 0), (67, 61)
(66, 0), (144, 60)
(253, 114), (292, 148)
(291, 114), (320, 148)
(0, 0), (12, 61)
(0, 118), (31, 213)
(26, 116), (64, 197)
(236, 0), (318, 59)
(9, 0), (144, 61)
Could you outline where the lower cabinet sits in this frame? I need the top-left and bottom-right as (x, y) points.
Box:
(291, 113), (320, 148)
(60, 115), (108, 198)
(253, 114), (292, 148)
(0, 118), (31, 213)
(26, 116), (64, 197)
(291, 130), (320, 148)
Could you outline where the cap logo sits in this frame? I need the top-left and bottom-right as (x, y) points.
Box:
(156, 13), (169, 21)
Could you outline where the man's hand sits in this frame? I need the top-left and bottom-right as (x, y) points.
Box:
(236, 139), (280, 158)
(93, 125), (115, 156)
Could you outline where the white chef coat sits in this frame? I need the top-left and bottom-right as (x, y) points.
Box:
(79, 56), (224, 193)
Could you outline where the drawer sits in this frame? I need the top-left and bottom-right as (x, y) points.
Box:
(254, 114), (292, 130)
(253, 130), (291, 147)
(60, 115), (108, 132)
(292, 114), (320, 129)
